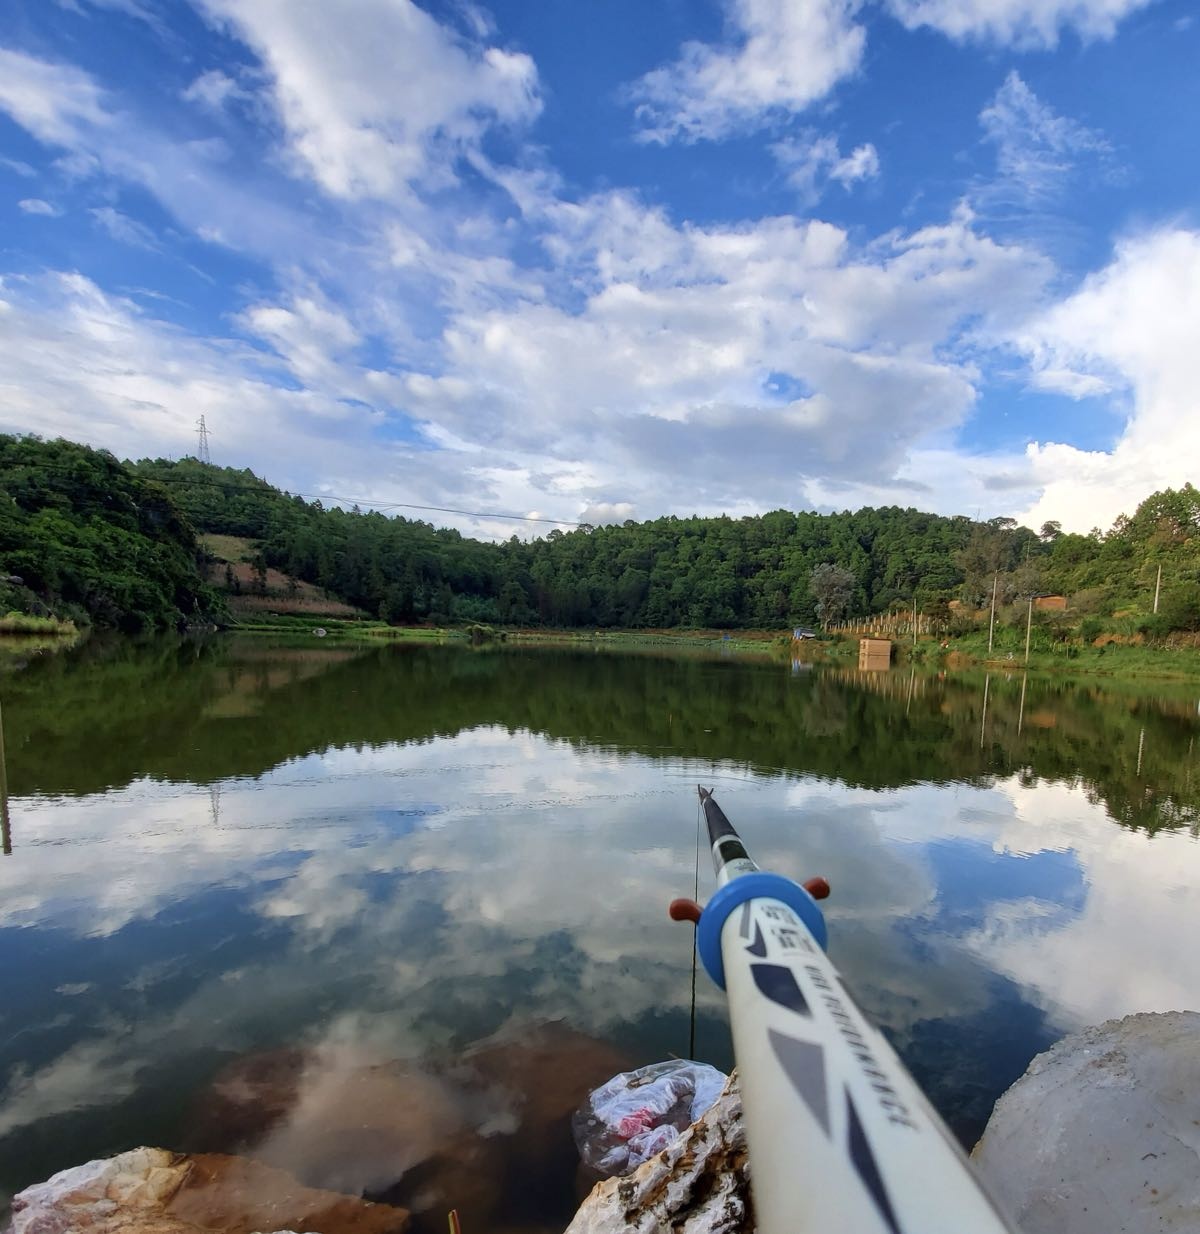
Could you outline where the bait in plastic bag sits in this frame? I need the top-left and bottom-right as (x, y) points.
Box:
(572, 1059), (728, 1177)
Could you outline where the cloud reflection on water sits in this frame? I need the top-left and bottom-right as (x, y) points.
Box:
(1, 657), (1199, 1203)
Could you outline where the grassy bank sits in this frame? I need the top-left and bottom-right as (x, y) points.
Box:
(227, 617), (1200, 679)
(878, 632), (1200, 681)
(0, 612), (78, 637)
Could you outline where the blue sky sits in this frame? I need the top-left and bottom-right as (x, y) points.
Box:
(0, 0), (1197, 535)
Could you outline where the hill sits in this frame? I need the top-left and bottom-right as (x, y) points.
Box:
(0, 436), (220, 632)
(4, 436), (1196, 639)
(198, 534), (362, 621)
(133, 455), (1200, 636)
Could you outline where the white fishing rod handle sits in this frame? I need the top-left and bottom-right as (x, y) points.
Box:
(693, 878), (1016, 1234)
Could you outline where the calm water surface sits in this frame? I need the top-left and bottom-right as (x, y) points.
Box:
(2, 637), (1200, 1229)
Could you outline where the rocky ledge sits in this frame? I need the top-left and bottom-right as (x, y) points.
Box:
(565, 1076), (751, 1234)
(972, 1010), (1200, 1234)
(11, 1147), (412, 1234)
(16, 1012), (1200, 1234)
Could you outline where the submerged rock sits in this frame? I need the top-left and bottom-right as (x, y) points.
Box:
(187, 1023), (630, 1234)
(11, 1146), (411, 1234)
(565, 1075), (751, 1234)
(973, 1010), (1200, 1234)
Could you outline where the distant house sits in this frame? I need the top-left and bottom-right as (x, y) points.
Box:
(1034, 595), (1068, 612)
(793, 627), (816, 640)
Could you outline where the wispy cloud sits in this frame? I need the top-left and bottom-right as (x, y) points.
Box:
(885, 0), (1160, 49)
(0, 156), (37, 177)
(182, 68), (251, 112)
(978, 71), (1117, 210)
(18, 197), (63, 216)
(89, 205), (159, 249)
(630, 0), (866, 143)
(772, 131), (880, 204)
(0, 47), (110, 146)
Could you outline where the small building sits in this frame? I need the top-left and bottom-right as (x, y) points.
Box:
(792, 627), (816, 641)
(858, 637), (892, 671)
(1034, 594), (1068, 612)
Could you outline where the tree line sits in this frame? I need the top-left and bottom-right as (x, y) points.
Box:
(2, 434), (1197, 634)
(135, 455), (1199, 634)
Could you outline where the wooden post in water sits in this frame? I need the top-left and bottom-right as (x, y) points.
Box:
(1024, 596), (1033, 665)
(0, 699), (10, 856)
(988, 574), (999, 654)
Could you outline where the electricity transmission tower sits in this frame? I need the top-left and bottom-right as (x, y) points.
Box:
(196, 415), (212, 465)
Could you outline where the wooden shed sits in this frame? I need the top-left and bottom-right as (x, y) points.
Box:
(858, 637), (892, 671)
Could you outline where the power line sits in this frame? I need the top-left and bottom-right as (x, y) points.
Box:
(163, 474), (586, 527)
(1, 458), (587, 527)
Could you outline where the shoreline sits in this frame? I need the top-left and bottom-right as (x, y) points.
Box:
(217, 620), (1200, 682)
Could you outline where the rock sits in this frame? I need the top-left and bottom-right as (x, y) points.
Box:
(972, 1010), (1200, 1234)
(565, 1075), (752, 1234)
(10, 1147), (411, 1234)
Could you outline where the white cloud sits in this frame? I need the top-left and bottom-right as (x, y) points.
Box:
(0, 271), (570, 535)
(89, 205), (159, 249)
(630, 0), (866, 143)
(0, 48), (328, 269)
(53, 0), (165, 29)
(0, 47), (110, 146)
(884, 0), (1159, 48)
(2, 9), (1183, 536)
(964, 777), (1200, 1027)
(391, 200), (1053, 518)
(1014, 228), (1200, 532)
(0, 156), (37, 177)
(772, 132), (880, 203)
(978, 71), (1115, 209)
(17, 197), (62, 216)
(182, 68), (249, 112)
(241, 293), (362, 388)
(830, 141), (881, 186)
(579, 501), (637, 526)
(192, 0), (541, 199)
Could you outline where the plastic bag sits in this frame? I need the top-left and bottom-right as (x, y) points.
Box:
(572, 1060), (728, 1177)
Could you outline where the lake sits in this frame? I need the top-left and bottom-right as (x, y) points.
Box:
(2, 636), (1199, 1231)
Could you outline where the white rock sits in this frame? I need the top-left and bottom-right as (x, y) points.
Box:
(973, 1010), (1200, 1234)
(9, 1147), (410, 1234)
(566, 1076), (751, 1234)
(12, 1148), (192, 1234)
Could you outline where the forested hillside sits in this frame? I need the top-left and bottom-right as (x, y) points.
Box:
(131, 454), (1200, 633)
(2, 437), (1194, 634)
(0, 437), (219, 631)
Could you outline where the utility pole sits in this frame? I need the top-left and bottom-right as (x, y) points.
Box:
(196, 414), (212, 465)
(1024, 595), (1033, 665)
(912, 597), (918, 647)
(1153, 563), (1162, 615)
(987, 574), (999, 654)
(0, 700), (10, 856)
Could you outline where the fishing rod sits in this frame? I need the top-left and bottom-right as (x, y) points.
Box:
(669, 787), (1015, 1234)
